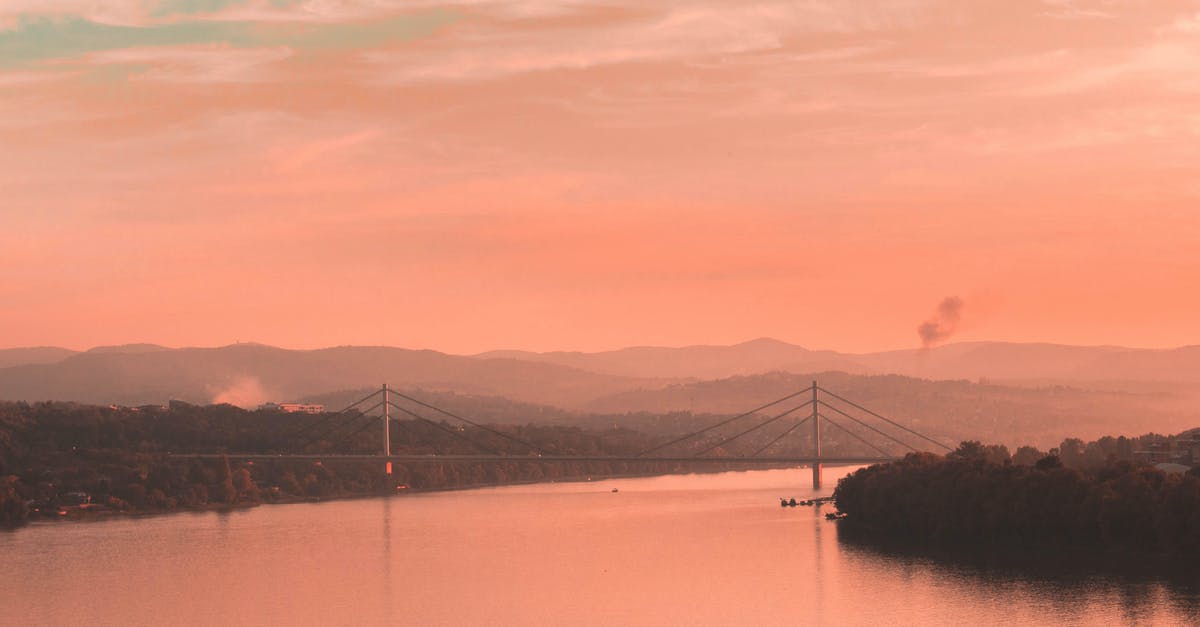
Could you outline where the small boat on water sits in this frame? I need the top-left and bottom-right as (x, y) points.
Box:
(611, 488), (619, 493)
(780, 496), (836, 508)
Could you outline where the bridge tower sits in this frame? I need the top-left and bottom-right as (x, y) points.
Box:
(383, 384), (392, 475)
(811, 380), (821, 489)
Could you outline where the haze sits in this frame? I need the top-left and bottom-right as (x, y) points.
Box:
(2, 0), (1198, 354)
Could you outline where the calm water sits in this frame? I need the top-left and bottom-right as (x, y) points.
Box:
(3, 466), (1199, 626)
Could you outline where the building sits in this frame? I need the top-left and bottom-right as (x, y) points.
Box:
(1133, 428), (1200, 466)
(260, 402), (324, 414)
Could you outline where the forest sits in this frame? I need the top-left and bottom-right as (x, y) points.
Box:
(0, 399), (820, 527)
(833, 440), (1200, 556)
(5, 398), (1195, 534)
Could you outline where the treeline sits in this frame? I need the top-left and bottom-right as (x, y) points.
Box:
(0, 400), (779, 527)
(834, 441), (1200, 556)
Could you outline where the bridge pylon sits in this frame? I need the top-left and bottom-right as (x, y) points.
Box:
(811, 380), (822, 489)
(383, 384), (392, 475)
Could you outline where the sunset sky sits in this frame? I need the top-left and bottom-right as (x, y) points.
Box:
(2, 0), (1198, 354)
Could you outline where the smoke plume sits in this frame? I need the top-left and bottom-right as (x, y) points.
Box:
(917, 296), (963, 348)
(209, 376), (270, 408)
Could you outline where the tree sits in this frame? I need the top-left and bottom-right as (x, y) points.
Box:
(1035, 454), (1063, 470)
(232, 468), (259, 503)
(213, 457), (237, 505)
(1059, 438), (1086, 469)
(0, 475), (28, 526)
(1012, 446), (1044, 466)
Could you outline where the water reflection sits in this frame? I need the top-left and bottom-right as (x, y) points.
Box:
(836, 525), (1200, 623)
(2, 468), (1198, 626)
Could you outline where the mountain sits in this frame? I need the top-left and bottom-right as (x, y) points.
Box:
(851, 342), (1133, 382)
(84, 343), (172, 355)
(2, 338), (1198, 429)
(582, 371), (1199, 449)
(479, 338), (1200, 385)
(0, 344), (662, 409)
(1070, 345), (1200, 382)
(476, 337), (869, 379)
(0, 347), (77, 369)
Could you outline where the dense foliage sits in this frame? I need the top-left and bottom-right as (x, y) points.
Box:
(834, 442), (1200, 556)
(0, 400), (780, 527)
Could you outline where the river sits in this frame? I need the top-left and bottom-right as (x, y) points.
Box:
(3, 466), (1198, 625)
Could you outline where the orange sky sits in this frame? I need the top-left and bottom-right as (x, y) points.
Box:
(2, 0), (1198, 353)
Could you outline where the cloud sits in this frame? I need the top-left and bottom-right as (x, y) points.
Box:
(1164, 11), (1200, 34)
(81, 44), (293, 82)
(365, 1), (936, 83)
(153, 0), (250, 18)
(0, 0), (417, 27)
(273, 129), (380, 171)
(0, 11), (451, 68)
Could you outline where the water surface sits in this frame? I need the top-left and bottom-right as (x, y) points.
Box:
(3, 467), (1198, 625)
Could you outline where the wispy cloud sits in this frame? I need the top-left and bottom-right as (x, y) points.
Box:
(81, 44), (292, 82)
(5, 0), (1200, 353)
(0, 10), (452, 69)
(366, 1), (939, 83)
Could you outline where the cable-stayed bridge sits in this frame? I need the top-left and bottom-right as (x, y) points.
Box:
(172, 381), (950, 488)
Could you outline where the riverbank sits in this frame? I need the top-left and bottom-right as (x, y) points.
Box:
(9, 462), (803, 528)
(2, 400), (836, 528)
(8, 465), (1200, 627)
(834, 448), (1200, 559)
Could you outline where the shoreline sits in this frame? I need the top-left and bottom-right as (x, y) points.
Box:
(11, 463), (805, 529)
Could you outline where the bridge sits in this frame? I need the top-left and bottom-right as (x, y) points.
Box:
(171, 380), (951, 489)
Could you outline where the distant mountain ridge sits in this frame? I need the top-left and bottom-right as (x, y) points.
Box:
(0, 347), (78, 369)
(475, 338), (869, 379)
(580, 370), (1200, 449)
(476, 338), (1200, 384)
(0, 344), (655, 409)
(1, 338), (1198, 412)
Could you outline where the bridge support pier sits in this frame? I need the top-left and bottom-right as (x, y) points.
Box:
(383, 384), (392, 476)
(811, 380), (821, 489)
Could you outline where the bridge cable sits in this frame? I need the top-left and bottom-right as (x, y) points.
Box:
(818, 412), (894, 458)
(325, 412), (428, 454)
(386, 400), (502, 455)
(817, 401), (917, 452)
(297, 403), (382, 451)
(818, 387), (951, 451)
(298, 405), (382, 452)
(286, 388), (380, 441)
(692, 399), (814, 458)
(285, 388), (382, 443)
(325, 412), (390, 452)
(635, 388), (811, 457)
(298, 401), (385, 451)
(389, 391), (546, 455)
(750, 416), (811, 458)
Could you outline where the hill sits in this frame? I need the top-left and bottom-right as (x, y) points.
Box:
(853, 342), (1131, 382)
(476, 337), (868, 379)
(0, 344), (661, 409)
(0, 347), (77, 369)
(583, 371), (1200, 450)
(476, 339), (1200, 385)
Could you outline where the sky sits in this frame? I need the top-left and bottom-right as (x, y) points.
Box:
(2, 0), (1198, 354)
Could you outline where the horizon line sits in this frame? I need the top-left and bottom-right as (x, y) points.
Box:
(2, 337), (1191, 357)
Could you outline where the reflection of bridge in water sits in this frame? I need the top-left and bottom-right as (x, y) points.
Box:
(171, 380), (951, 489)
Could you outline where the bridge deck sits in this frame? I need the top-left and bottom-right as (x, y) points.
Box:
(168, 453), (896, 465)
